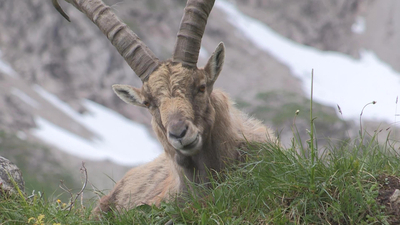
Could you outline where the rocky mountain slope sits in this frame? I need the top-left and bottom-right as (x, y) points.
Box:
(0, 0), (399, 195)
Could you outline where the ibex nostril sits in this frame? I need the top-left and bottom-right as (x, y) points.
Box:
(180, 125), (188, 137)
(169, 125), (188, 140)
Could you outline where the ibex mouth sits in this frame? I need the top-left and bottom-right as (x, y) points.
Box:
(178, 133), (201, 156)
(182, 134), (200, 150)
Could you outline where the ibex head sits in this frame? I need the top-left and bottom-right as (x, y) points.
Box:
(113, 42), (224, 156)
(53, 0), (224, 156)
(112, 0), (224, 156)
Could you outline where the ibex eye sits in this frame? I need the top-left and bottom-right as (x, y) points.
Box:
(143, 101), (150, 107)
(199, 85), (206, 93)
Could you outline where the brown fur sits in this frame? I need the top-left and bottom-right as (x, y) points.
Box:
(92, 62), (275, 215)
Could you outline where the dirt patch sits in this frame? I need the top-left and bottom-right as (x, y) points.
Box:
(377, 174), (400, 224)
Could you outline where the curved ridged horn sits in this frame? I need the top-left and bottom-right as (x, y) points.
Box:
(173, 0), (215, 68)
(52, 0), (159, 81)
(52, 0), (71, 22)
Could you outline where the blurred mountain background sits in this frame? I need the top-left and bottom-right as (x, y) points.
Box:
(0, 0), (399, 198)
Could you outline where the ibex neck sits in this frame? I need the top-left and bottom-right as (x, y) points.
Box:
(161, 90), (240, 185)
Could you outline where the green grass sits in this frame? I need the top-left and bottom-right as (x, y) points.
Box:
(1, 133), (399, 224)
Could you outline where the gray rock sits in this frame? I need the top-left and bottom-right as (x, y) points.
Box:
(0, 156), (25, 195)
(390, 189), (400, 204)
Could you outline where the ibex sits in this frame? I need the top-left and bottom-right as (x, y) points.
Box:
(53, 0), (275, 215)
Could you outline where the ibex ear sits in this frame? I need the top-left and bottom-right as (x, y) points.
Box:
(204, 42), (225, 87)
(112, 84), (147, 107)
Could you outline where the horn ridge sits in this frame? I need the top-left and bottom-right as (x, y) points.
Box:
(57, 0), (159, 81)
(173, 0), (215, 68)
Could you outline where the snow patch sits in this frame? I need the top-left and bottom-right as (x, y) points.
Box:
(0, 50), (17, 77)
(11, 88), (40, 109)
(352, 16), (366, 34)
(33, 117), (109, 161)
(33, 85), (80, 119)
(33, 85), (162, 166)
(217, 1), (400, 123)
(199, 46), (209, 59)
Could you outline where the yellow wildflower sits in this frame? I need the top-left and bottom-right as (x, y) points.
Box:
(27, 217), (35, 223)
(37, 214), (45, 225)
(27, 214), (45, 225)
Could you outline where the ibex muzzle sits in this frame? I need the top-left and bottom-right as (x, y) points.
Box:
(167, 113), (201, 155)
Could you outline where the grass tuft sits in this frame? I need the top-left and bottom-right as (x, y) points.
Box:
(1, 132), (400, 224)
